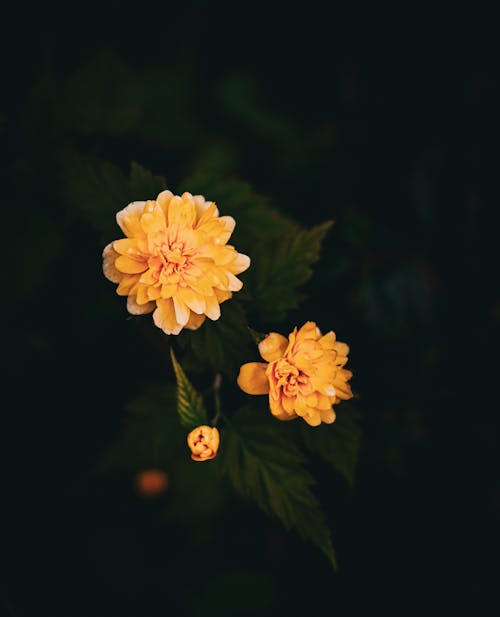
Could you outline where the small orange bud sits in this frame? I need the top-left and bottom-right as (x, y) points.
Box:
(187, 425), (220, 461)
(135, 469), (169, 498)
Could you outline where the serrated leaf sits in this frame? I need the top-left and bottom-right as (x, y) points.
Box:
(178, 300), (253, 378)
(170, 348), (208, 429)
(178, 174), (298, 252)
(249, 221), (334, 322)
(219, 405), (337, 569)
(60, 152), (167, 239)
(299, 403), (362, 489)
(96, 385), (182, 472)
(179, 174), (333, 323)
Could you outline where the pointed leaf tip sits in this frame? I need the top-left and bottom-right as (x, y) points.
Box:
(170, 348), (207, 429)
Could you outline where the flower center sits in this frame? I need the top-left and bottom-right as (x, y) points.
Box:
(165, 246), (187, 266)
(156, 241), (194, 276)
(194, 430), (206, 445)
(273, 358), (309, 397)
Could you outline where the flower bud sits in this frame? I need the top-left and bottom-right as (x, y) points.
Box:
(187, 425), (220, 461)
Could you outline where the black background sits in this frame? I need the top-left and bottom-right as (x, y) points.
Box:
(2, 3), (499, 616)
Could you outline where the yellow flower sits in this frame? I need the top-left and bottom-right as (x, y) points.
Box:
(187, 425), (220, 461)
(102, 191), (250, 335)
(237, 322), (353, 427)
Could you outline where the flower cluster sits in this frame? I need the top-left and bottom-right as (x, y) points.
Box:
(103, 190), (250, 335)
(104, 190), (354, 461)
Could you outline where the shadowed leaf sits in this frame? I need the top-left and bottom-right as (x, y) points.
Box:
(299, 403), (362, 489)
(219, 404), (337, 569)
(61, 153), (167, 239)
(250, 221), (334, 322)
(178, 301), (254, 379)
(96, 385), (182, 472)
(178, 174), (298, 252)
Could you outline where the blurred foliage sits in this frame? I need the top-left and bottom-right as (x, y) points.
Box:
(97, 385), (182, 472)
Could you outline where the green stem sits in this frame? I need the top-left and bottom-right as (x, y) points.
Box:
(211, 373), (229, 426)
(212, 394), (222, 426)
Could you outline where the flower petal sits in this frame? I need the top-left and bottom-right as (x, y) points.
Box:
(140, 201), (167, 235)
(204, 294), (221, 321)
(102, 243), (122, 283)
(156, 190), (173, 216)
(219, 215), (235, 235)
(185, 312), (206, 330)
(332, 380), (352, 400)
(297, 321), (321, 341)
(153, 298), (182, 335)
(333, 341), (350, 356)
(136, 284), (151, 305)
(258, 333), (288, 362)
(127, 295), (155, 315)
(167, 194), (196, 228)
(113, 238), (140, 256)
(173, 296), (190, 326)
(281, 394), (296, 414)
(318, 331), (336, 350)
(178, 287), (206, 314)
(194, 200), (218, 226)
(226, 272), (243, 291)
(302, 410), (322, 427)
(320, 407), (336, 424)
(115, 255), (148, 274)
(116, 201), (146, 238)
(237, 363), (269, 395)
(147, 285), (162, 301)
(316, 394), (333, 410)
(161, 283), (178, 299)
(117, 275), (140, 296)
(269, 391), (286, 417)
(228, 253), (251, 274)
(214, 288), (232, 303)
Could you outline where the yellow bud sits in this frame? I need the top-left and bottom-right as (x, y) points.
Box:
(187, 425), (220, 461)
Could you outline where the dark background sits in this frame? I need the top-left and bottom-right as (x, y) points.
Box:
(3, 4), (499, 616)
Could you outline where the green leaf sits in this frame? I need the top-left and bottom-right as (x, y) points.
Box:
(179, 173), (334, 323)
(178, 174), (298, 251)
(178, 300), (254, 378)
(170, 348), (208, 429)
(96, 384), (183, 472)
(249, 221), (334, 322)
(299, 403), (362, 489)
(219, 404), (337, 569)
(61, 153), (167, 239)
(247, 327), (267, 345)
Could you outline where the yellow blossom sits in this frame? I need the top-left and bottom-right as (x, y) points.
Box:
(102, 191), (250, 335)
(237, 322), (353, 427)
(187, 425), (220, 461)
